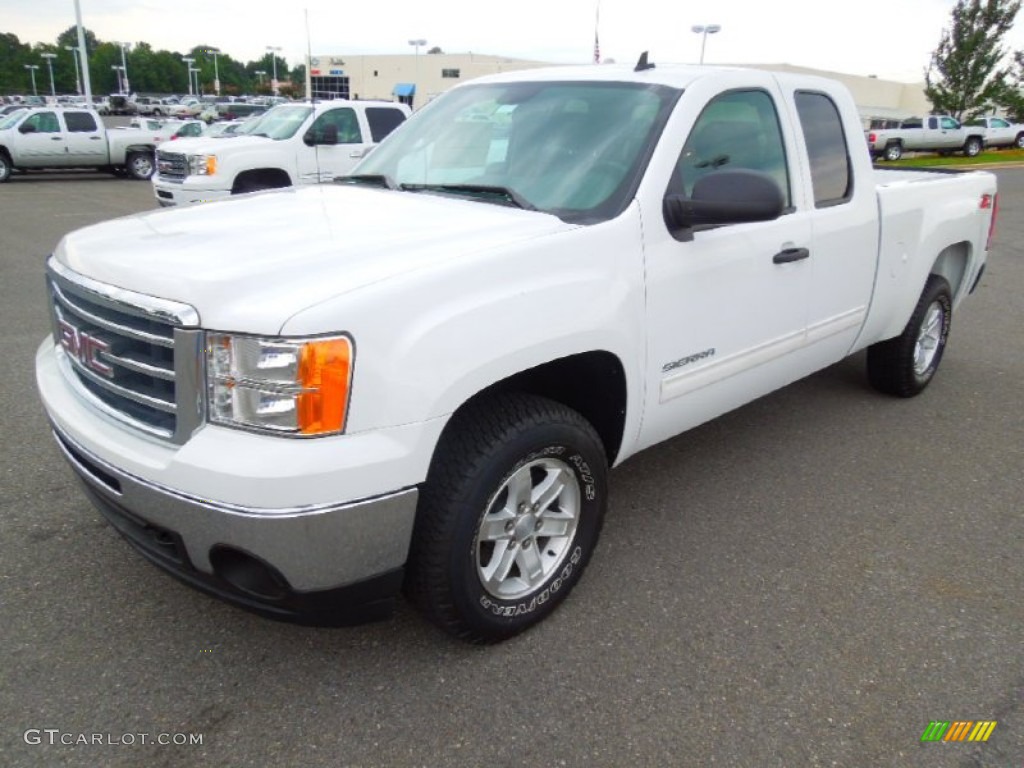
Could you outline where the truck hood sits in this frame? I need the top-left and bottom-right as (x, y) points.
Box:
(159, 135), (270, 154)
(55, 184), (574, 334)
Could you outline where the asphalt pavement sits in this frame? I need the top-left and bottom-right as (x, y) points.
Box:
(0, 169), (1021, 768)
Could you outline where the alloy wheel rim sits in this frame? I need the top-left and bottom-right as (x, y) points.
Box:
(914, 301), (944, 375)
(475, 457), (581, 601)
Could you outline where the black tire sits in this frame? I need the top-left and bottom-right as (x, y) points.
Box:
(883, 142), (903, 162)
(153, 109), (163, 116)
(126, 151), (154, 180)
(963, 137), (982, 157)
(406, 393), (608, 643)
(1016, 133), (1024, 150)
(0, 151), (11, 183)
(867, 275), (952, 397)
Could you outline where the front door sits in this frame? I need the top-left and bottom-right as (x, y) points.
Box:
(16, 111), (65, 166)
(640, 86), (812, 450)
(296, 107), (368, 184)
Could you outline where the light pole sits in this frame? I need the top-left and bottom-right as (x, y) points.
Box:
(111, 65), (123, 94)
(408, 38), (426, 108)
(72, 0), (93, 104)
(190, 67), (201, 96)
(691, 24), (721, 65)
(208, 47), (220, 96)
(255, 70), (266, 89)
(65, 45), (82, 94)
(182, 57), (195, 95)
(24, 64), (39, 96)
(266, 46), (282, 96)
(118, 42), (131, 94)
(41, 53), (57, 97)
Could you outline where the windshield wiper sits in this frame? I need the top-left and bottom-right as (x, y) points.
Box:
(399, 183), (536, 211)
(338, 173), (399, 190)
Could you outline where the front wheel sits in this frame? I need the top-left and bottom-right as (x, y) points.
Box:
(867, 275), (952, 397)
(406, 394), (608, 643)
(963, 137), (982, 157)
(0, 152), (11, 183)
(126, 151), (154, 180)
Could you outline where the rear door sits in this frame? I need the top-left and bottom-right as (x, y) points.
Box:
(61, 111), (108, 165)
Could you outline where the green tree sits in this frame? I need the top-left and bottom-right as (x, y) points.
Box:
(1004, 50), (1024, 121)
(924, 0), (1022, 120)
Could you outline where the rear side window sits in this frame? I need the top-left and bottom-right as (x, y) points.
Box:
(365, 107), (406, 142)
(794, 91), (851, 207)
(64, 111), (98, 132)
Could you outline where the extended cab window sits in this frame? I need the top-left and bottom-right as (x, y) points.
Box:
(308, 108), (360, 143)
(794, 91), (851, 207)
(365, 107), (406, 142)
(64, 111), (97, 132)
(673, 89), (791, 208)
(23, 111), (60, 133)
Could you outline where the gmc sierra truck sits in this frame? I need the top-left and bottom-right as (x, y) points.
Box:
(36, 61), (998, 643)
(0, 107), (163, 181)
(151, 99), (410, 205)
(866, 114), (986, 161)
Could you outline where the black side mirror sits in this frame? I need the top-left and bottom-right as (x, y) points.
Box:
(19, 122), (36, 134)
(663, 169), (784, 239)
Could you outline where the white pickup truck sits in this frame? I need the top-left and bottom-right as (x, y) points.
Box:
(152, 99), (410, 206)
(36, 62), (997, 643)
(966, 116), (1024, 149)
(0, 107), (163, 181)
(866, 114), (987, 161)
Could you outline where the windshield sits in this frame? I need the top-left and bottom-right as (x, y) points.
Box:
(350, 81), (677, 222)
(243, 105), (313, 140)
(0, 109), (27, 130)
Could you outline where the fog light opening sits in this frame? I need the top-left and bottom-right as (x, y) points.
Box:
(210, 546), (290, 601)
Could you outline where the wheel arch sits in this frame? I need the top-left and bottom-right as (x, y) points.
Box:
(929, 241), (970, 305)
(231, 167), (293, 193)
(435, 351), (628, 468)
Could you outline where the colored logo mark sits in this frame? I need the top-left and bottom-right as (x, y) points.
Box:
(921, 721), (997, 742)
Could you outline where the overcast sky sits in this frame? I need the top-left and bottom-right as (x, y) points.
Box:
(3, 0), (1024, 83)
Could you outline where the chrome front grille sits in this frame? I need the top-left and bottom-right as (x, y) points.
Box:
(46, 257), (203, 443)
(156, 151), (187, 181)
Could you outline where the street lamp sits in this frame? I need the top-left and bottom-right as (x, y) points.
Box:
(24, 64), (39, 96)
(182, 57), (195, 95)
(691, 24), (721, 65)
(255, 70), (266, 88)
(64, 45), (82, 94)
(408, 39), (426, 108)
(266, 46), (282, 95)
(208, 47), (221, 96)
(111, 65), (123, 94)
(189, 67), (201, 96)
(41, 53), (57, 97)
(118, 42), (131, 94)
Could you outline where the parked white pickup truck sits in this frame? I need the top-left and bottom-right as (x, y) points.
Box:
(152, 99), (410, 205)
(0, 107), (162, 181)
(966, 116), (1024, 149)
(36, 62), (998, 643)
(866, 114), (987, 161)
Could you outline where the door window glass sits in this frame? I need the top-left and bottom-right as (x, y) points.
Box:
(24, 111), (60, 133)
(308, 108), (360, 144)
(365, 108), (406, 142)
(794, 91), (852, 206)
(673, 89), (791, 207)
(64, 111), (98, 132)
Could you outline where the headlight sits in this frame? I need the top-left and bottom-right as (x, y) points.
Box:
(187, 154), (216, 176)
(206, 333), (353, 436)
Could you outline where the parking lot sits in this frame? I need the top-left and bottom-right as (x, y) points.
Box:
(1, 171), (1022, 768)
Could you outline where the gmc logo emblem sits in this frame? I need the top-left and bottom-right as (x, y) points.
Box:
(58, 318), (114, 378)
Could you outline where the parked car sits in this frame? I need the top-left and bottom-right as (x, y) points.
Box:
(865, 115), (985, 161)
(153, 99), (410, 205)
(37, 63), (998, 642)
(135, 96), (171, 117)
(0, 107), (163, 181)
(966, 116), (1024, 149)
(169, 98), (203, 118)
(169, 120), (206, 140)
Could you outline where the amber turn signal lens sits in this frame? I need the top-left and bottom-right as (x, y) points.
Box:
(297, 338), (352, 435)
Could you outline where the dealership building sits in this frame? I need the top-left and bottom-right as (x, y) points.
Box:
(307, 52), (931, 125)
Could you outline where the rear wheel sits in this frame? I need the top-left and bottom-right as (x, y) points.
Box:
(0, 151), (11, 183)
(867, 275), (952, 397)
(883, 142), (903, 161)
(126, 151), (154, 180)
(962, 137), (982, 157)
(406, 394), (608, 643)
(1016, 133), (1024, 149)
